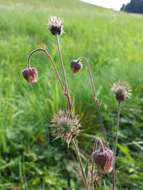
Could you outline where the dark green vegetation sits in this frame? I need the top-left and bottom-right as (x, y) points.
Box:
(0, 0), (143, 189)
(121, 0), (143, 14)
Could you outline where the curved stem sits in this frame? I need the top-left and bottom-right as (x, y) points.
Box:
(27, 48), (65, 91)
(112, 102), (121, 190)
(55, 35), (73, 113)
(72, 139), (90, 190)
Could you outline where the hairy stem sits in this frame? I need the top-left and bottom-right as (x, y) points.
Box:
(55, 35), (73, 112)
(72, 139), (90, 190)
(27, 48), (64, 91)
(112, 102), (121, 190)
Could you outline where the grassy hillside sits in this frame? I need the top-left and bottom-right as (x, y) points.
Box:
(0, 0), (143, 189)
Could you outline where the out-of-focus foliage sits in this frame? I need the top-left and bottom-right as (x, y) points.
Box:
(121, 0), (143, 14)
(0, 0), (143, 189)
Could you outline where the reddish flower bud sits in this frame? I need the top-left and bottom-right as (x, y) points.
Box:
(22, 67), (38, 83)
(92, 148), (114, 174)
(70, 59), (83, 73)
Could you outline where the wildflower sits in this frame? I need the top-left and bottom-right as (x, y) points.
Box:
(70, 59), (83, 73)
(22, 67), (38, 83)
(48, 16), (63, 36)
(51, 111), (80, 145)
(92, 147), (114, 174)
(111, 81), (131, 102)
(92, 139), (114, 174)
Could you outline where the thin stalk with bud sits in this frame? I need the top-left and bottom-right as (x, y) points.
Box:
(111, 81), (131, 190)
(49, 16), (90, 189)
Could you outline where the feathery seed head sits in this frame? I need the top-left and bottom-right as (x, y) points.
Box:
(111, 81), (131, 102)
(48, 16), (63, 36)
(51, 111), (81, 145)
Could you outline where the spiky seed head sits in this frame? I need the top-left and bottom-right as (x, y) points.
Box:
(70, 59), (83, 73)
(111, 81), (131, 102)
(22, 67), (38, 83)
(92, 148), (114, 174)
(51, 111), (81, 145)
(48, 16), (63, 36)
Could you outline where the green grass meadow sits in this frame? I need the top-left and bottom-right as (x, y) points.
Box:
(0, 0), (143, 189)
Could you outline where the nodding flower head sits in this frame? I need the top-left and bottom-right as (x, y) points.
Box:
(92, 140), (114, 174)
(111, 81), (131, 102)
(70, 59), (83, 74)
(51, 111), (81, 145)
(48, 16), (63, 36)
(22, 67), (38, 84)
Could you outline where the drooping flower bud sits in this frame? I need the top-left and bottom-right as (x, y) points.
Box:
(92, 147), (114, 174)
(111, 81), (131, 102)
(70, 59), (83, 73)
(22, 67), (38, 83)
(48, 16), (63, 36)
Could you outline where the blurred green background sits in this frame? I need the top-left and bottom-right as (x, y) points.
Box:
(0, 0), (143, 189)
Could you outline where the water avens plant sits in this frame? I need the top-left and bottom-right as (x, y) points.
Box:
(111, 82), (131, 190)
(22, 16), (131, 190)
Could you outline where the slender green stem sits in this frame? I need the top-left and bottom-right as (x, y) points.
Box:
(55, 35), (73, 112)
(94, 182), (99, 190)
(86, 62), (107, 140)
(112, 102), (121, 190)
(72, 139), (90, 190)
(27, 48), (65, 91)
